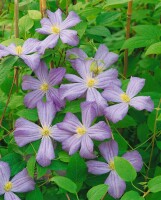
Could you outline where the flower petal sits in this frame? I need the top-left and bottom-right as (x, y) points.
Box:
(102, 84), (123, 103)
(0, 44), (10, 58)
(99, 140), (118, 163)
(88, 121), (111, 141)
(60, 83), (86, 101)
(105, 171), (126, 199)
(20, 54), (41, 70)
(0, 161), (10, 194)
(122, 151), (143, 172)
(60, 29), (79, 46)
(104, 103), (129, 123)
(66, 48), (87, 63)
(87, 161), (110, 175)
(24, 90), (44, 109)
(37, 101), (56, 127)
(126, 77), (145, 98)
(129, 96), (154, 111)
(34, 61), (49, 83)
(74, 60), (91, 79)
(81, 101), (97, 128)
(60, 11), (81, 30)
(80, 135), (95, 159)
(57, 112), (82, 133)
(6, 44), (17, 55)
(4, 192), (21, 200)
(22, 38), (40, 54)
(22, 75), (41, 90)
(86, 88), (107, 116)
(36, 137), (55, 167)
(36, 18), (52, 34)
(14, 118), (41, 146)
(62, 134), (81, 155)
(37, 34), (59, 55)
(65, 74), (84, 83)
(49, 67), (66, 85)
(11, 169), (35, 193)
(47, 9), (62, 25)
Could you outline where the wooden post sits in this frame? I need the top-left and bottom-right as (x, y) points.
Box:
(40, 0), (47, 17)
(123, 1), (133, 78)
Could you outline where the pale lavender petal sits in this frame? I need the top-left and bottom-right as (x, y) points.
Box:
(96, 69), (121, 89)
(87, 161), (110, 175)
(88, 121), (111, 140)
(37, 101), (56, 127)
(94, 44), (109, 60)
(37, 34), (59, 54)
(57, 112), (82, 133)
(80, 135), (95, 159)
(49, 67), (66, 85)
(102, 84), (123, 103)
(0, 44), (10, 58)
(36, 137), (55, 167)
(20, 54), (40, 70)
(81, 101), (97, 128)
(4, 192), (21, 200)
(62, 134), (81, 155)
(126, 77), (145, 98)
(0, 161), (10, 191)
(104, 103), (129, 123)
(34, 61), (49, 83)
(129, 96), (154, 112)
(60, 83), (87, 101)
(11, 169), (35, 193)
(24, 90), (44, 109)
(99, 140), (118, 163)
(60, 11), (81, 30)
(66, 48), (87, 62)
(51, 125), (73, 142)
(122, 151), (143, 172)
(74, 59), (91, 79)
(22, 38), (40, 54)
(60, 29), (79, 46)
(6, 44), (17, 55)
(105, 171), (126, 199)
(103, 53), (119, 69)
(22, 75), (41, 90)
(14, 118), (41, 146)
(36, 18), (52, 34)
(86, 88), (107, 116)
(65, 74), (84, 83)
(46, 88), (65, 111)
(47, 9), (62, 25)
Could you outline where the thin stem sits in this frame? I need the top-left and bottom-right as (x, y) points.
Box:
(66, 193), (71, 200)
(40, 0), (47, 17)
(75, 193), (79, 200)
(131, 182), (144, 194)
(123, 0), (133, 78)
(105, 118), (114, 140)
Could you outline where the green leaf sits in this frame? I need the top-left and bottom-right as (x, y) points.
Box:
(16, 108), (38, 122)
(61, 99), (83, 113)
(26, 187), (43, 200)
(87, 26), (111, 37)
(87, 184), (108, 200)
(51, 176), (77, 194)
(28, 10), (41, 20)
(58, 151), (70, 162)
(0, 56), (18, 85)
(121, 191), (145, 200)
(19, 15), (34, 34)
(115, 115), (137, 128)
(145, 42), (161, 55)
(96, 12), (121, 25)
(27, 156), (36, 178)
(114, 157), (137, 182)
(106, 0), (131, 6)
(148, 176), (161, 193)
(1, 38), (24, 46)
(66, 153), (87, 188)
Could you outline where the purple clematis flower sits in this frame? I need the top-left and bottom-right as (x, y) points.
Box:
(22, 61), (66, 110)
(14, 101), (62, 167)
(0, 39), (41, 70)
(56, 102), (111, 159)
(66, 44), (119, 74)
(0, 161), (35, 200)
(60, 59), (120, 115)
(36, 9), (81, 54)
(87, 140), (143, 199)
(102, 77), (154, 123)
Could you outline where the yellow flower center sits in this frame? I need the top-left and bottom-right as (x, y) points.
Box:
(40, 83), (49, 92)
(87, 78), (96, 88)
(76, 126), (86, 136)
(109, 161), (115, 170)
(51, 26), (60, 34)
(42, 126), (51, 136)
(120, 93), (131, 103)
(16, 46), (23, 55)
(4, 182), (12, 192)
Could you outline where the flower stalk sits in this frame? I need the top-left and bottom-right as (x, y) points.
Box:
(40, 0), (47, 17)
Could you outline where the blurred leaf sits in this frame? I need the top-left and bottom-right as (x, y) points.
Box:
(28, 10), (41, 20)
(106, 0), (131, 6)
(145, 42), (161, 55)
(26, 187), (43, 200)
(148, 176), (161, 193)
(87, 184), (108, 200)
(16, 108), (38, 122)
(121, 191), (144, 200)
(27, 156), (36, 178)
(19, 15), (34, 35)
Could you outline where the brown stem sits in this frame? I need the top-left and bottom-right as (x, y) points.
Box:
(72, 0), (77, 5)
(66, 193), (71, 200)
(0, 69), (18, 126)
(40, 0), (47, 17)
(123, 0), (133, 78)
